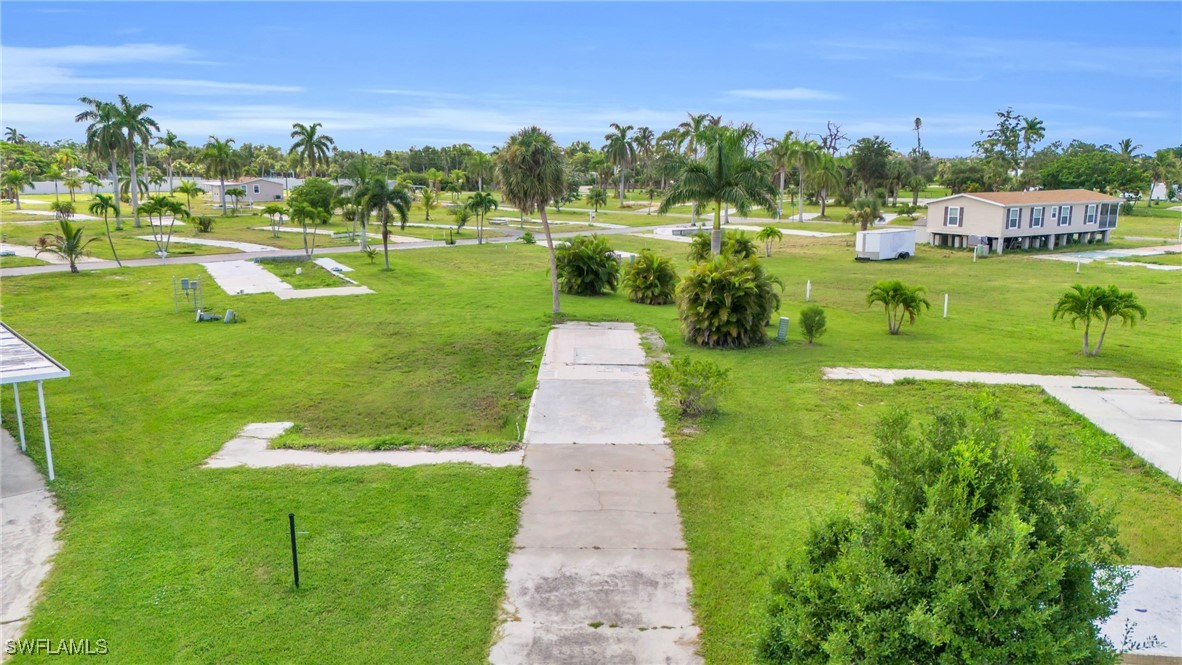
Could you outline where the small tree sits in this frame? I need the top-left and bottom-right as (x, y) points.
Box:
(449, 206), (472, 232)
(867, 279), (930, 334)
(651, 357), (730, 417)
(50, 200), (75, 220)
(760, 397), (1129, 664)
(757, 225), (783, 257)
(175, 180), (205, 215)
(586, 187), (608, 212)
(261, 203), (287, 238)
(1053, 284), (1147, 357)
(87, 193), (122, 267)
(678, 255), (783, 348)
(36, 219), (96, 273)
(420, 188), (438, 220)
(799, 304), (826, 344)
(723, 230), (758, 260)
(623, 248), (678, 305)
(225, 187), (246, 215)
(555, 235), (620, 296)
(845, 196), (885, 231)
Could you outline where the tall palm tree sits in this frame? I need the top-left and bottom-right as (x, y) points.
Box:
(156, 130), (186, 192)
(88, 193), (122, 267)
(84, 173), (103, 196)
(913, 117), (922, 153)
(76, 96), (124, 201)
(464, 152), (494, 192)
(2, 170), (32, 210)
(867, 280), (930, 335)
(809, 154), (844, 219)
(420, 188), (438, 220)
(288, 122), (335, 177)
(465, 191), (498, 245)
(4, 127), (25, 143)
(1020, 117), (1045, 165)
(1090, 286), (1147, 356)
(200, 136), (243, 215)
(765, 131), (795, 220)
(339, 158), (374, 248)
(110, 95), (159, 227)
(1147, 150), (1182, 204)
(495, 126), (568, 314)
(64, 175), (83, 202)
(361, 177), (412, 270)
(1116, 139), (1142, 159)
(677, 113), (718, 158)
(658, 127), (777, 255)
(784, 138), (821, 222)
(175, 180), (205, 215)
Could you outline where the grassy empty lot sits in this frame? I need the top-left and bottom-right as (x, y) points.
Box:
(1, 208), (1178, 663)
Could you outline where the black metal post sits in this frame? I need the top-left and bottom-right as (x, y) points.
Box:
(288, 513), (300, 588)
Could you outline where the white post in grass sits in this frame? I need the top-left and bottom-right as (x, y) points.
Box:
(13, 384), (27, 451)
(1076, 261), (1081, 273)
(943, 293), (949, 319)
(37, 381), (54, 482)
(806, 280), (812, 302)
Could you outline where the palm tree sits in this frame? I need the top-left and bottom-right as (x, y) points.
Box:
(464, 153), (494, 192)
(1052, 284), (1105, 356)
(36, 219), (96, 273)
(88, 193), (122, 266)
(913, 117), (923, 153)
(200, 136), (243, 215)
(757, 225), (783, 257)
(4, 127), (25, 143)
(906, 174), (928, 207)
(84, 173), (103, 196)
(46, 165), (63, 201)
(766, 132), (795, 219)
(465, 191), (498, 245)
(76, 97), (125, 201)
(156, 130), (186, 192)
(867, 280), (931, 335)
(496, 126), (568, 314)
(289, 201), (328, 258)
(809, 154), (844, 218)
(658, 126), (777, 255)
(1020, 117), (1045, 165)
(420, 188), (438, 220)
(784, 138), (821, 222)
(361, 177), (412, 270)
(677, 113), (718, 158)
(225, 187), (246, 214)
(142, 194), (188, 256)
(603, 123), (635, 208)
(109, 95), (159, 227)
(1116, 139), (1142, 159)
(632, 126), (655, 184)
(261, 203), (288, 238)
(1147, 150), (1182, 204)
(2, 170), (32, 210)
(1090, 286), (1147, 356)
(119, 174), (148, 203)
(288, 122), (335, 177)
(64, 175), (83, 202)
(845, 197), (885, 231)
(175, 180), (205, 215)
(586, 187), (608, 212)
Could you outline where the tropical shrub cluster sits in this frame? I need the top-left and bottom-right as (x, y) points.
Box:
(798, 305), (827, 344)
(867, 280), (930, 334)
(678, 255), (782, 348)
(555, 235), (620, 296)
(760, 396), (1129, 664)
(623, 249), (678, 305)
(650, 357), (730, 417)
(687, 231), (759, 263)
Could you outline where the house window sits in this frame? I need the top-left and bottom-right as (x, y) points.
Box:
(1098, 203), (1118, 229)
(1031, 206), (1044, 228)
(1084, 204), (1097, 224)
(1006, 208), (1021, 229)
(253, 185), (261, 194)
(1058, 205), (1072, 226)
(945, 206), (962, 227)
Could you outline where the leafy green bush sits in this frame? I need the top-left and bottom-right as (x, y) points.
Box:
(361, 246), (378, 263)
(760, 396), (1129, 664)
(678, 255), (782, 348)
(519, 231), (536, 245)
(687, 232), (711, 262)
(555, 235), (620, 296)
(623, 249), (678, 305)
(799, 304), (827, 344)
(723, 230), (758, 260)
(195, 216), (215, 233)
(651, 357), (730, 417)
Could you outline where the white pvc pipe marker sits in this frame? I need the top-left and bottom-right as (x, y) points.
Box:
(806, 280), (812, 301)
(944, 293), (949, 318)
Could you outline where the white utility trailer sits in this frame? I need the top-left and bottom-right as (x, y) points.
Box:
(855, 228), (916, 261)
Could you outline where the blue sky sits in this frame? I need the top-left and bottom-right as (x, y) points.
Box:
(3, 2), (1179, 157)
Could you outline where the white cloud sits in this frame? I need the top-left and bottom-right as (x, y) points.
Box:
(727, 88), (842, 101)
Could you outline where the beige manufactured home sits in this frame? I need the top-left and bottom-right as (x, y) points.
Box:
(200, 178), (285, 206)
(926, 189), (1121, 254)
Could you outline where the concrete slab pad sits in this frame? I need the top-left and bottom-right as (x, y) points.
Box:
(240, 421), (294, 439)
(523, 469), (679, 515)
(273, 286), (375, 299)
(1099, 566), (1182, 659)
(514, 507), (686, 550)
(490, 622), (701, 665)
(524, 379), (665, 444)
(524, 444), (672, 473)
(201, 260), (291, 295)
(142, 236), (279, 253)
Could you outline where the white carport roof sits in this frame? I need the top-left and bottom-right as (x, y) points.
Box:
(0, 322), (69, 480)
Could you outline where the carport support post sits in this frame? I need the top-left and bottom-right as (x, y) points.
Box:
(36, 381), (54, 482)
(13, 384), (27, 451)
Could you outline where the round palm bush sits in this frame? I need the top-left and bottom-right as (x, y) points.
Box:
(555, 234), (620, 296)
(623, 249), (679, 305)
(677, 255), (783, 348)
(723, 230), (758, 260)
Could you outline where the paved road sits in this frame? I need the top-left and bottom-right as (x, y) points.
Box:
(490, 322), (701, 664)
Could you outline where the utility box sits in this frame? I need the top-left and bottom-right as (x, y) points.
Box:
(855, 228), (916, 261)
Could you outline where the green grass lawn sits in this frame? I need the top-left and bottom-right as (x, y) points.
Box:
(1, 223), (1178, 663)
(0, 254), (48, 268)
(257, 259), (347, 289)
(1119, 251), (1182, 266)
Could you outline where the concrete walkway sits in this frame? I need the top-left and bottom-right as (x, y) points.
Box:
(137, 236), (280, 253)
(1031, 244), (1182, 265)
(204, 422), (523, 468)
(0, 430), (62, 650)
(5, 209), (98, 221)
(0, 243), (101, 265)
(490, 322), (701, 664)
(823, 368), (1181, 481)
(1098, 565), (1182, 660)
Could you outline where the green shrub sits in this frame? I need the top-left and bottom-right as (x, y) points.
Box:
(361, 246), (378, 263)
(651, 357), (730, 417)
(678, 255), (782, 348)
(799, 304), (827, 344)
(623, 249), (678, 305)
(555, 235), (620, 296)
(723, 230), (758, 260)
(759, 397), (1129, 664)
(519, 231), (536, 245)
(687, 233), (711, 262)
(195, 216), (215, 233)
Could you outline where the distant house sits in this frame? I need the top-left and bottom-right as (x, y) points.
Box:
(200, 178), (285, 206)
(925, 189), (1121, 254)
